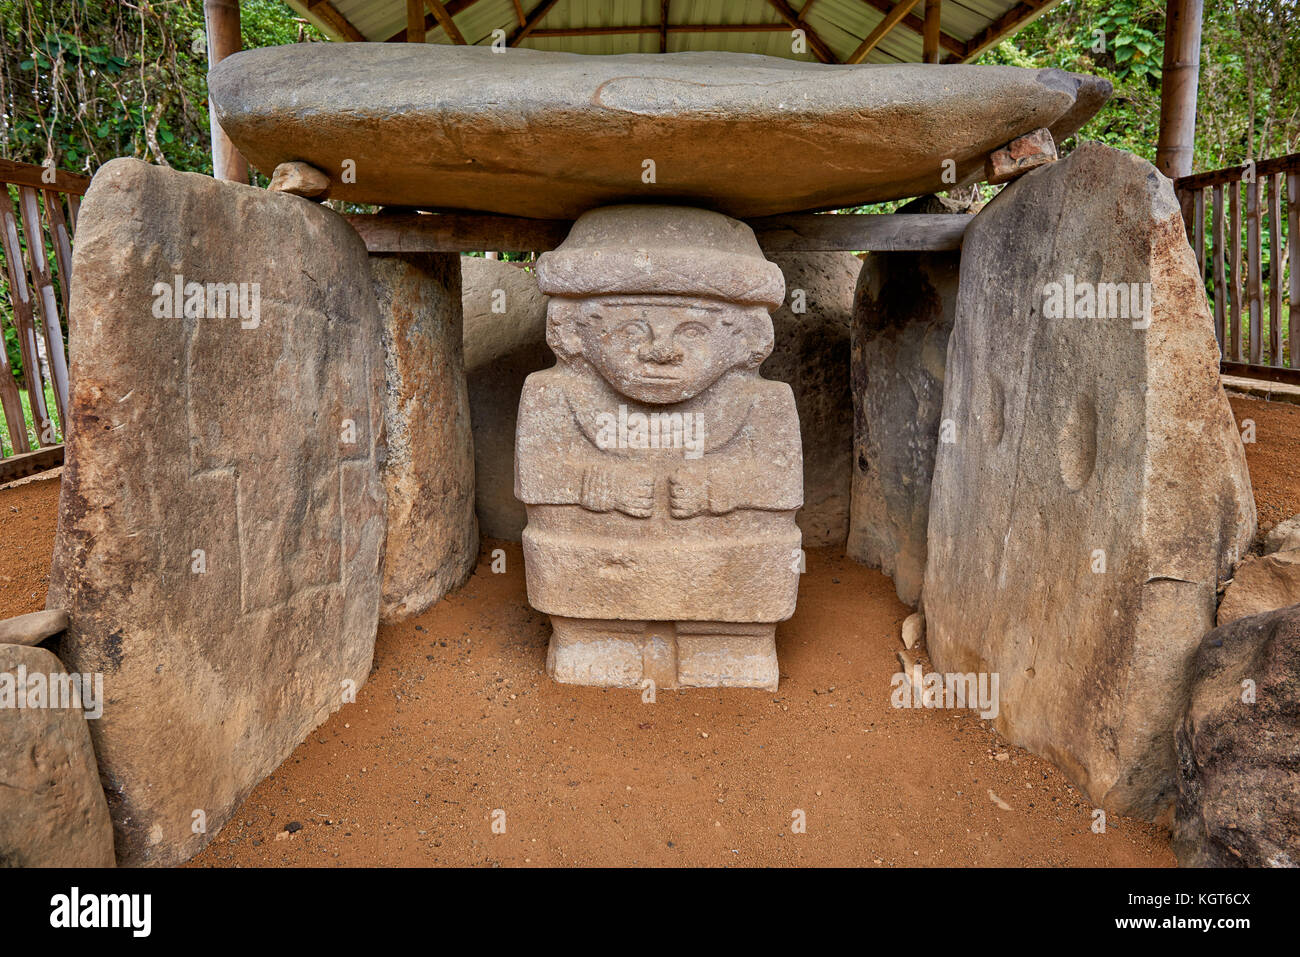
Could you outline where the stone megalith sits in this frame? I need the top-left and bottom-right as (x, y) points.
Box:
(761, 252), (859, 548)
(517, 206), (802, 691)
(210, 44), (1109, 218)
(922, 144), (1255, 819)
(371, 252), (477, 622)
(463, 256), (551, 541)
(1174, 604), (1300, 867)
(848, 248), (960, 605)
(0, 643), (115, 866)
(47, 158), (386, 865)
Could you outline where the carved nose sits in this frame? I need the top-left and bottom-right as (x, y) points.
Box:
(639, 339), (682, 364)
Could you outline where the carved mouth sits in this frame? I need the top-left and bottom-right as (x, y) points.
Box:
(638, 373), (681, 382)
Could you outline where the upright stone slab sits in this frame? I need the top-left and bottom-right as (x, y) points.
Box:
(923, 144), (1255, 818)
(0, 643), (115, 867)
(762, 252), (858, 548)
(463, 256), (552, 541)
(1174, 604), (1300, 867)
(47, 159), (386, 865)
(371, 252), (477, 622)
(848, 248), (960, 605)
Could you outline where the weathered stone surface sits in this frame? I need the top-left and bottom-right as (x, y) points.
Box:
(0, 643), (115, 866)
(901, 611), (925, 650)
(923, 144), (1255, 819)
(985, 127), (1058, 184)
(371, 252), (477, 622)
(1264, 514), (1300, 553)
(465, 253), (853, 547)
(269, 160), (330, 198)
(210, 44), (1109, 218)
(1174, 604), (1300, 867)
(47, 158), (386, 865)
(463, 256), (551, 541)
(761, 252), (858, 548)
(518, 206), (802, 690)
(0, 608), (68, 646)
(1217, 549), (1300, 626)
(849, 249), (960, 606)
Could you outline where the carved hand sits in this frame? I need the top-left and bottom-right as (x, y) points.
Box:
(668, 475), (709, 518)
(582, 468), (655, 518)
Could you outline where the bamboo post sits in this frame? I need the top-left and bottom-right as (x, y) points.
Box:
(923, 0), (941, 63)
(43, 191), (74, 318)
(18, 186), (69, 426)
(406, 0), (425, 41)
(1157, 0), (1203, 235)
(1193, 187), (1205, 275)
(1268, 172), (1283, 365)
(1289, 171), (1299, 368)
(1212, 184), (1225, 351)
(0, 187), (52, 447)
(1229, 183), (1242, 361)
(204, 0), (248, 183)
(1247, 176), (1263, 364)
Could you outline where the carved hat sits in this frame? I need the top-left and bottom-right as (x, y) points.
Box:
(535, 205), (785, 309)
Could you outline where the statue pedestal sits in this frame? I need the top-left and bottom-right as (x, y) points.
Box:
(547, 617), (779, 691)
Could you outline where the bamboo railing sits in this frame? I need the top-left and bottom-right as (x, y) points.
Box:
(0, 158), (88, 480)
(1175, 153), (1299, 380)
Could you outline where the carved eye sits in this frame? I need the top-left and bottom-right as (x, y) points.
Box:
(615, 320), (650, 339)
(676, 322), (708, 340)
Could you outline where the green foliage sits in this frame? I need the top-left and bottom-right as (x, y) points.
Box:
(975, 0), (1300, 169)
(0, 0), (322, 174)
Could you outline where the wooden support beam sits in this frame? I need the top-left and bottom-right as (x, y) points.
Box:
(307, 0), (366, 42)
(960, 0), (1052, 63)
(855, 0), (963, 58)
(426, 0), (468, 43)
(766, 0), (839, 64)
(203, 0), (249, 182)
(345, 212), (970, 254)
(384, 0), (479, 42)
(0, 446), (63, 484)
(531, 24), (801, 37)
(0, 159), (90, 195)
(660, 0), (669, 53)
(922, 0), (941, 63)
(1156, 0), (1204, 181)
(847, 0), (923, 64)
(406, 0), (426, 41)
(510, 0), (563, 46)
(511, 0), (526, 26)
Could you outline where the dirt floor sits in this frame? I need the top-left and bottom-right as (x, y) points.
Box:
(0, 393), (1293, 866)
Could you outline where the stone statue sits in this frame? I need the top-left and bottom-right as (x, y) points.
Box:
(515, 205), (803, 691)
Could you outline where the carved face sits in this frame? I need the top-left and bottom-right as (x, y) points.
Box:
(574, 295), (759, 404)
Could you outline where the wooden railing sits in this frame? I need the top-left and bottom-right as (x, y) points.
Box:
(0, 158), (88, 479)
(1175, 154), (1299, 378)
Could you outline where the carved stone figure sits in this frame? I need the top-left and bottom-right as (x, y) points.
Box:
(516, 206), (803, 690)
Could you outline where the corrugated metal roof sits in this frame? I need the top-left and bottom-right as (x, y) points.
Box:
(282, 0), (1064, 62)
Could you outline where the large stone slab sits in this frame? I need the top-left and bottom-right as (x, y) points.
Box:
(923, 144), (1255, 819)
(463, 256), (552, 541)
(209, 44), (1109, 219)
(761, 252), (858, 548)
(47, 158), (386, 865)
(0, 643), (115, 866)
(371, 251), (477, 622)
(1174, 604), (1300, 867)
(848, 247), (960, 604)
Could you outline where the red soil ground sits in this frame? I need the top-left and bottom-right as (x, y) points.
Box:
(0, 393), (1292, 866)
